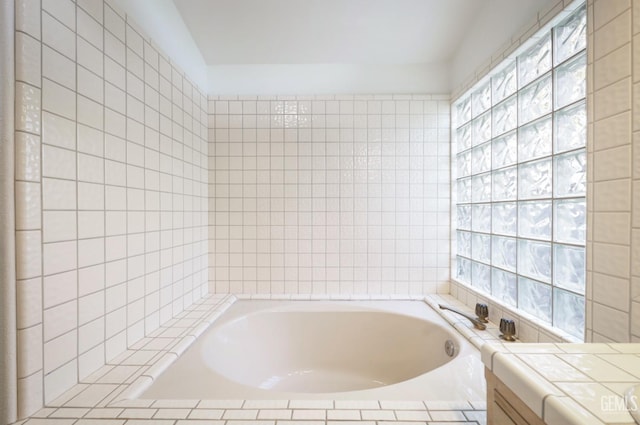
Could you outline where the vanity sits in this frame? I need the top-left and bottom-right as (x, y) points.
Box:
(482, 343), (640, 425)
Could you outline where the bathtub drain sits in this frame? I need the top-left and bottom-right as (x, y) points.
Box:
(444, 339), (457, 357)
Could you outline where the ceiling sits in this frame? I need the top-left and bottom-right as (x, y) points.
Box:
(172, 0), (482, 65)
(115, 0), (558, 95)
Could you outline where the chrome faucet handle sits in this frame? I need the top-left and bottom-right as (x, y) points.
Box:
(475, 303), (489, 323)
(499, 318), (517, 341)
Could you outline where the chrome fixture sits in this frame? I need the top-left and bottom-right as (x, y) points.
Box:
(438, 304), (487, 330)
(444, 339), (458, 357)
(475, 303), (489, 323)
(499, 318), (516, 341)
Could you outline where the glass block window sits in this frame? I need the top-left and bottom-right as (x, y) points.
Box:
(453, 3), (586, 339)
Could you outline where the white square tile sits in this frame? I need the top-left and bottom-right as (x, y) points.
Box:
(78, 237), (105, 267)
(78, 211), (105, 239)
(16, 0), (41, 39)
(17, 324), (43, 377)
(78, 343), (105, 380)
(16, 230), (42, 279)
(43, 210), (77, 243)
(78, 182), (105, 211)
(42, 11), (75, 60)
(42, 145), (75, 180)
(79, 316), (105, 353)
(78, 154), (105, 184)
(77, 124), (104, 157)
(44, 329), (77, 373)
(42, 0), (75, 30)
(78, 66), (104, 104)
(43, 240), (77, 276)
(44, 359), (77, 404)
(79, 291), (105, 325)
(43, 270), (77, 310)
(43, 299), (77, 341)
(15, 132), (41, 182)
(15, 181), (41, 231)
(16, 32), (41, 87)
(42, 111), (75, 149)
(104, 3), (125, 41)
(77, 7), (103, 48)
(16, 277), (43, 329)
(42, 79), (76, 120)
(42, 46), (75, 90)
(78, 37), (104, 77)
(78, 96), (104, 131)
(16, 82), (41, 134)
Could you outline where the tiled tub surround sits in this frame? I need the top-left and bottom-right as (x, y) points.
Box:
(14, 0), (209, 415)
(482, 342), (640, 425)
(208, 95), (451, 296)
(138, 300), (485, 400)
(11, 294), (490, 425)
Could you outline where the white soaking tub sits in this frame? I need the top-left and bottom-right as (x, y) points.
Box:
(140, 300), (485, 400)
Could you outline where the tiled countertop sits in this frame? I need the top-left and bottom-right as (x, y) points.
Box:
(482, 342), (640, 425)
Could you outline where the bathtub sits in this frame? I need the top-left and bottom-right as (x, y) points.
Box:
(140, 300), (485, 400)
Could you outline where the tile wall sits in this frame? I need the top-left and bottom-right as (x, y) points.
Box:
(586, 0), (639, 343)
(14, 0), (209, 416)
(208, 95), (451, 295)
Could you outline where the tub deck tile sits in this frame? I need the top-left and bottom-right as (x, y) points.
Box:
(290, 410), (326, 420)
(187, 409), (225, 420)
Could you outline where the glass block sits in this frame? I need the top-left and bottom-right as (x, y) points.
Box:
(554, 52), (586, 109)
(492, 235), (517, 272)
(472, 173), (492, 203)
(471, 142), (492, 175)
(472, 111), (492, 146)
(472, 261), (491, 293)
(457, 151), (471, 178)
(457, 205), (471, 230)
(554, 199), (586, 244)
(455, 96), (472, 125)
(457, 123), (472, 152)
(553, 244), (585, 294)
(472, 204), (492, 233)
(518, 33), (552, 88)
(492, 61), (517, 104)
(553, 288), (585, 339)
(472, 233), (491, 264)
(471, 82), (491, 118)
(492, 268), (517, 307)
(519, 158), (552, 200)
(492, 131), (517, 169)
(518, 73), (552, 125)
(456, 256), (471, 284)
(518, 239), (552, 283)
(554, 4), (587, 65)
(518, 276), (552, 323)
(492, 202), (517, 236)
(518, 200), (552, 240)
(554, 100), (586, 153)
(457, 177), (471, 203)
(493, 95), (517, 137)
(493, 166), (517, 201)
(457, 231), (471, 257)
(518, 115), (552, 162)
(554, 149), (586, 198)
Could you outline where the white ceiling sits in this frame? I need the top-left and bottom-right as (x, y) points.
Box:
(115, 0), (559, 95)
(172, 0), (482, 65)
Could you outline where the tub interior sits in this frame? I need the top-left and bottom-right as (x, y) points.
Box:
(140, 300), (486, 400)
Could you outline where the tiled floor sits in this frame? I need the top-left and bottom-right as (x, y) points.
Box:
(13, 294), (488, 425)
